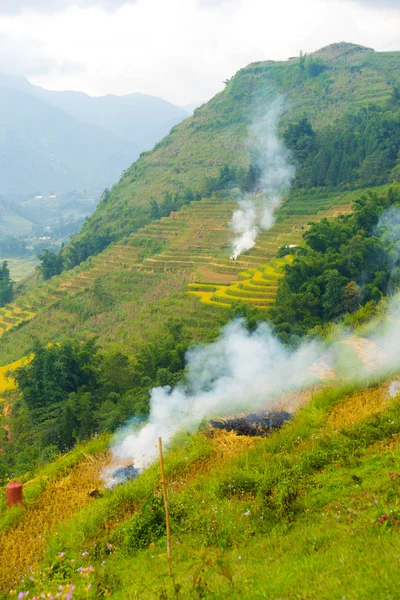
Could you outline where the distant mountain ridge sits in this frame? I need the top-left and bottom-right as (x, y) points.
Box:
(0, 74), (189, 148)
(0, 74), (190, 194)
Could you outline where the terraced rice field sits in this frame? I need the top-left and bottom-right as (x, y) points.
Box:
(188, 258), (290, 309)
(0, 194), (353, 341)
(0, 355), (30, 416)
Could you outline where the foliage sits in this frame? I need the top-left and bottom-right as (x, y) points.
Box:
(271, 185), (400, 338)
(0, 236), (28, 257)
(202, 162), (261, 197)
(0, 261), (13, 307)
(285, 105), (400, 190)
(2, 318), (193, 473)
(37, 249), (64, 280)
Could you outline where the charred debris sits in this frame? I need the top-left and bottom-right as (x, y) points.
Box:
(209, 410), (292, 436)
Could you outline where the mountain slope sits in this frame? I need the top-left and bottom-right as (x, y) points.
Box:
(77, 42), (400, 244)
(2, 43), (400, 597)
(0, 87), (139, 194)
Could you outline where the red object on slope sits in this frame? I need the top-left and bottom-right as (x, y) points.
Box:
(6, 481), (24, 508)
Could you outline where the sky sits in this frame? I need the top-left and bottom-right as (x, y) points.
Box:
(0, 0), (399, 105)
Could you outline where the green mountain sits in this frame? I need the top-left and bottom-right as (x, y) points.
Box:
(77, 42), (400, 243)
(2, 42), (400, 599)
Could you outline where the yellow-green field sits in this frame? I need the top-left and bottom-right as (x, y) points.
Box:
(4, 257), (38, 282)
(0, 356), (29, 394)
(0, 192), (353, 343)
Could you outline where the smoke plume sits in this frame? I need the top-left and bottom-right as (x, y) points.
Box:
(230, 97), (295, 260)
(105, 320), (325, 482)
(105, 292), (400, 486)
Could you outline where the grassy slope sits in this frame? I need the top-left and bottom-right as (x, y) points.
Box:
(79, 43), (400, 242)
(0, 40), (398, 364)
(2, 43), (400, 596)
(2, 375), (400, 598)
(0, 185), (363, 367)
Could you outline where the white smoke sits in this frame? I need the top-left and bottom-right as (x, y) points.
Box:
(105, 320), (328, 483)
(229, 200), (258, 257)
(230, 97), (295, 260)
(104, 287), (400, 486)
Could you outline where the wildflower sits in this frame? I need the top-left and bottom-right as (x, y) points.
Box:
(389, 472), (399, 479)
(379, 514), (388, 523)
(64, 593), (73, 600)
(59, 553), (65, 559)
(81, 552), (88, 557)
(18, 593), (29, 600)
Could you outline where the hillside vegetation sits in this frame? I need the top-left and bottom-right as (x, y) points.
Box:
(2, 374), (400, 598)
(3, 42), (400, 599)
(74, 42), (400, 246)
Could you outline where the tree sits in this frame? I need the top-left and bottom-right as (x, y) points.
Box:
(343, 281), (362, 313)
(38, 249), (63, 280)
(271, 186), (400, 337)
(0, 261), (13, 307)
(150, 200), (160, 220)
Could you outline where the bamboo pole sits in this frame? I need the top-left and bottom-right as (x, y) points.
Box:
(158, 436), (172, 576)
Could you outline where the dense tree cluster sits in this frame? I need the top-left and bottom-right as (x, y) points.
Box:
(0, 261), (13, 307)
(270, 185), (400, 340)
(202, 163), (261, 197)
(284, 106), (400, 190)
(0, 320), (191, 475)
(37, 248), (64, 280)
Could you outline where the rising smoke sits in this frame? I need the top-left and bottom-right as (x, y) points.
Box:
(104, 129), (400, 487)
(105, 290), (400, 486)
(105, 320), (325, 482)
(229, 97), (295, 260)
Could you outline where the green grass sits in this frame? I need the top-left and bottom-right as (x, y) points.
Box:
(5, 378), (400, 598)
(3, 257), (38, 282)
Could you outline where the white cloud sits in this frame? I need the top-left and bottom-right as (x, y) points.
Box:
(0, 0), (134, 14)
(0, 0), (398, 104)
(0, 32), (83, 76)
(353, 0), (400, 7)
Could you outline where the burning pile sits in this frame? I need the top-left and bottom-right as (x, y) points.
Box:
(209, 410), (292, 436)
(110, 464), (141, 487)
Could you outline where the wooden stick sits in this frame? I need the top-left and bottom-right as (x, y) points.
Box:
(158, 436), (172, 576)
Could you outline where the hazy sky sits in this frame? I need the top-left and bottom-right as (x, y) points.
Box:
(0, 0), (399, 105)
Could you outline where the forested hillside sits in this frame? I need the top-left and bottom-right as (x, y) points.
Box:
(3, 42), (400, 599)
(73, 43), (400, 248)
